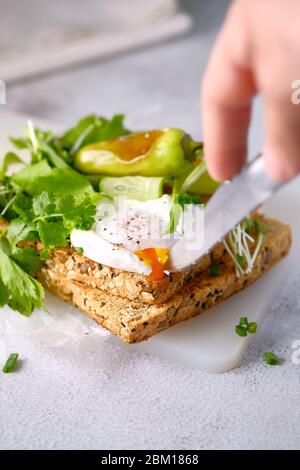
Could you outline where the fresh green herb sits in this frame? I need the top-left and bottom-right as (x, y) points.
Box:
(12, 165), (93, 197)
(165, 201), (181, 234)
(263, 351), (281, 365)
(223, 218), (265, 277)
(11, 160), (52, 188)
(5, 219), (36, 247)
(5, 219), (41, 274)
(235, 325), (248, 337)
(38, 140), (69, 169)
(2, 353), (19, 373)
(0, 241), (44, 316)
(10, 137), (29, 149)
(209, 262), (220, 277)
(0, 187), (96, 315)
(236, 254), (246, 270)
(244, 217), (266, 235)
(29, 191), (96, 251)
(247, 322), (257, 334)
(12, 121), (70, 167)
(11, 246), (42, 276)
(165, 185), (200, 235)
(0, 115), (128, 318)
(0, 152), (23, 181)
(235, 317), (257, 337)
(177, 193), (200, 206)
(61, 114), (129, 155)
(37, 219), (69, 251)
(0, 175), (96, 316)
(74, 247), (84, 254)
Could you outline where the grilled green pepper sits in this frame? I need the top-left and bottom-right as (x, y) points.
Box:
(74, 128), (202, 177)
(180, 160), (219, 195)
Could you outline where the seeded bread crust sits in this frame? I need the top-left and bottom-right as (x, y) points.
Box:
(43, 240), (226, 305)
(39, 216), (292, 343)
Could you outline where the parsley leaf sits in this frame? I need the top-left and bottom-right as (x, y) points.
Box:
(0, 152), (23, 181)
(5, 219), (41, 274)
(5, 219), (35, 247)
(12, 193), (35, 221)
(11, 247), (42, 275)
(10, 137), (29, 149)
(30, 191), (96, 251)
(0, 278), (9, 307)
(37, 219), (69, 250)
(27, 168), (94, 196)
(12, 160), (52, 191)
(32, 192), (56, 218)
(56, 194), (96, 231)
(60, 114), (130, 154)
(0, 242), (44, 316)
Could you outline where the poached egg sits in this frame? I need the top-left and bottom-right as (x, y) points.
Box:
(70, 195), (201, 276)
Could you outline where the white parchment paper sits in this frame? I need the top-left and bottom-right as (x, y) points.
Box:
(0, 292), (110, 354)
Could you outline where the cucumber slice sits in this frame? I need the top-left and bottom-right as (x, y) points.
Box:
(99, 176), (164, 201)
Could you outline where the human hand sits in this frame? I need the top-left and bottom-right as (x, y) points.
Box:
(202, 0), (300, 181)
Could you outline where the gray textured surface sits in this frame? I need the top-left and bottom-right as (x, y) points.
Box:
(1, 0), (300, 450)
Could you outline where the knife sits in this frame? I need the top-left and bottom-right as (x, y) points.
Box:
(169, 153), (286, 272)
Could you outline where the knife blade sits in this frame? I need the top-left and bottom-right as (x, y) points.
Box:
(168, 154), (285, 272)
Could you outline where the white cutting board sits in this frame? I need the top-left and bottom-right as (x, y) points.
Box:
(0, 109), (299, 373)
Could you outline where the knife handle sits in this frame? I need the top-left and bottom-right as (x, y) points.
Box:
(245, 154), (284, 193)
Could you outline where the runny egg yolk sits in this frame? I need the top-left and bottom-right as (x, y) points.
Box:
(135, 248), (169, 280)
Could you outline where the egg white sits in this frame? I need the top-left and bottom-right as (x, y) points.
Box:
(70, 195), (202, 274)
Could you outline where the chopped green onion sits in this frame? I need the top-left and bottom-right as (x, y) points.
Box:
(239, 316), (248, 326)
(99, 176), (164, 201)
(209, 262), (220, 277)
(235, 317), (257, 337)
(2, 353), (19, 373)
(247, 322), (257, 334)
(235, 325), (248, 337)
(74, 247), (84, 254)
(263, 352), (281, 366)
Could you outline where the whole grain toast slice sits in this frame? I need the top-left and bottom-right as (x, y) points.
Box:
(44, 242), (226, 305)
(39, 216), (292, 343)
(0, 215), (225, 305)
